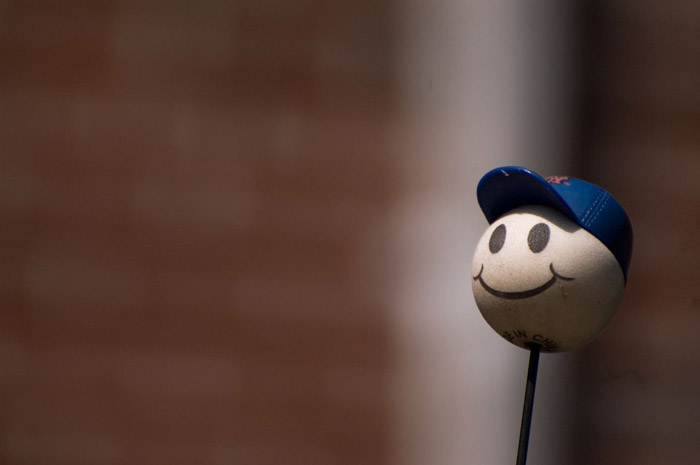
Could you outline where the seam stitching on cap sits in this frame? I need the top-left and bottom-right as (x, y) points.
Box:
(589, 192), (610, 228)
(581, 190), (605, 226)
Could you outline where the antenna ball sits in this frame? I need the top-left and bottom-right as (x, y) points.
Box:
(472, 205), (625, 352)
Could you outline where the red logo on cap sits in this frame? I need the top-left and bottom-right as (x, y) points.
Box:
(546, 176), (571, 186)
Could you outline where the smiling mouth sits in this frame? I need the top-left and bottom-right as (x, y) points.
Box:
(473, 263), (574, 300)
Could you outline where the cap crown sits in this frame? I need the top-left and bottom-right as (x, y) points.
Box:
(477, 166), (633, 281)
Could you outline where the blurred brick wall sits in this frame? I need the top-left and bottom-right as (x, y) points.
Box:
(0, 1), (399, 464)
(574, 2), (700, 464)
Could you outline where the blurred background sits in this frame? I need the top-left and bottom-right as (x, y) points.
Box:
(1, 1), (699, 464)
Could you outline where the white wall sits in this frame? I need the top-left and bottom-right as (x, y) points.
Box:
(390, 2), (578, 464)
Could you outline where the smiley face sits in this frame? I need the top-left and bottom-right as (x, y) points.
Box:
(471, 205), (625, 352)
(473, 219), (575, 300)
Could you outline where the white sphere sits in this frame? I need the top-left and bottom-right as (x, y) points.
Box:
(471, 205), (625, 352)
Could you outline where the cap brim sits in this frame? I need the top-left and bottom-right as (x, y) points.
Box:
(477, 166), (578, 224)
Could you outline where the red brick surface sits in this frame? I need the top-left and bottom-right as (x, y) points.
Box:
(575, 2), (700, 464)
(0, 2), (397, 464)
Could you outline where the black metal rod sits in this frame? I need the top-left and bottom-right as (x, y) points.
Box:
(516, 344), (541, 465)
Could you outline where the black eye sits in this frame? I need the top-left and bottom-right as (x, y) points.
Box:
(528, 223), (550, 253)
(489, 224), (506, 253)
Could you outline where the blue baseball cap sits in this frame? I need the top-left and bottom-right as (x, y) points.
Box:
(476, 166), (633, 281)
